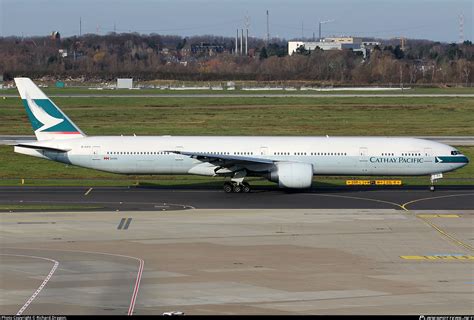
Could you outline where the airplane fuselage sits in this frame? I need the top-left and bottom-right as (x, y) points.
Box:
(15, 136), (468, 177)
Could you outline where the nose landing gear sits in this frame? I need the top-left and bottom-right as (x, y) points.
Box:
(430, 173), (443, 192)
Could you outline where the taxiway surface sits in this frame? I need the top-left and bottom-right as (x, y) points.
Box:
(0, 186), (473, 211)
(1, 186), (473, 315)
(1, 207), (473, 314)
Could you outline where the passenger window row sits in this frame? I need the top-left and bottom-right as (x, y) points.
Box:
(402, 153), (422, 156)
(107, 151), (170, 155)
(105, 151), (351, 156)
(234, 152), (253, 155)
(274, 152), (348, 156)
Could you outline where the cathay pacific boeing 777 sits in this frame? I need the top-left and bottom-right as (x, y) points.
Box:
(13, 78), (469, 192)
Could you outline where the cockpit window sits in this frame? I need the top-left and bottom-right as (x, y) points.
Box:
(451, 150), (462, 155)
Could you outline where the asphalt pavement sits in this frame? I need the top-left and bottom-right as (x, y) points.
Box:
(0, 186), (473, 211)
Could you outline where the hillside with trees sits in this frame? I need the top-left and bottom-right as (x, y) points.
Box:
(0, 33), (472, 85)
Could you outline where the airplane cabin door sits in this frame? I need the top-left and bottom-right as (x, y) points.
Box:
(358, 147), (369, 173)
(175, 145), (184, 161)
(92, 146), (101, 161)
(172, 145), (185, 174)
(424, 147), (433, 163)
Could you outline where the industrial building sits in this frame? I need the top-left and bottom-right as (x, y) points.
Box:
(288, 37), (380, 58)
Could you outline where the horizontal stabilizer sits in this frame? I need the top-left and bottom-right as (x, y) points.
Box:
(15, 143), (71, 153)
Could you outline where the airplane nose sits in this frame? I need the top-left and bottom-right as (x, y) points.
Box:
(458, 155), (469, 168)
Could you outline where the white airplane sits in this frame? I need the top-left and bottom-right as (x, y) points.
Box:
(13, 78), (469, 193)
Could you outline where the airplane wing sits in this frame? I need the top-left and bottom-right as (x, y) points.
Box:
(168, 150), (274, 164)
(166, 150), (274, 173)
(16, 143), (71, 153)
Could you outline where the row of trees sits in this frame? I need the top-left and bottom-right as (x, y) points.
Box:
(0, 33), (472, 85)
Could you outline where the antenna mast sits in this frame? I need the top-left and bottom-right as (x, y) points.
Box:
(459, 13), (464, 44)
(245, 13), (250, 55)
(266, 10), (270, 44)
(318, 19), (334, 41)
(235, 29), (238, 55)
(301, 20), (304, 39)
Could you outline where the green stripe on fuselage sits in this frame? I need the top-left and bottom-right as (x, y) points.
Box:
(436, 156), (469, 163)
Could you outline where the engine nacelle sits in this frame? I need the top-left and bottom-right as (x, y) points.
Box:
(269, 162), (313, 189)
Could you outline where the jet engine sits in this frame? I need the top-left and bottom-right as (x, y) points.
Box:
(268, 162), (313, 189)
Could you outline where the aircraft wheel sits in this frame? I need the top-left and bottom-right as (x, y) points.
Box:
(223, 182), (233, 193)
(242, 182), (251, 193)
(232, 183), (242, 193)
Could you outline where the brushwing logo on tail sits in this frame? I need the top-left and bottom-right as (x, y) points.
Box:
(16, 77), (85, 141)
(25, 94), (64, 133)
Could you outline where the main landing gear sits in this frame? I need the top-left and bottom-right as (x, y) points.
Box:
(223, 181), (251, 193)
(223, 170), (251, 193)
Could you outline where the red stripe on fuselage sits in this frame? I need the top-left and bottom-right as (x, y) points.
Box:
(42, 132), (82, 134)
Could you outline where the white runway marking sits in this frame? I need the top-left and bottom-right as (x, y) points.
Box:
(84, 188), (93, 196)
(0, 199), (194, 210)
(128, 257), (144, 315)
(3, 248), (145, 315)
(0, 253), (59, 315)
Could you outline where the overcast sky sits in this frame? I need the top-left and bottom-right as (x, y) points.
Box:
(0, 0), (472, 42)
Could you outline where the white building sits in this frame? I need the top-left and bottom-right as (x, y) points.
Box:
(288, 41), (351, 55)
(324, 37), (362, 44)
(288, 37), (377, 58)
(117, 78), (133, 89)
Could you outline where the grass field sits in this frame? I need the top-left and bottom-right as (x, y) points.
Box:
(1, 96), (473, 136)
(0, 94), (472, 187)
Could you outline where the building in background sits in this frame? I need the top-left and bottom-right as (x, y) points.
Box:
(58, 49), (68, 58)
(55, 81), (65, 88)
(288, 37), (380, 58)
(191, 42), (225, 56)
(117, 78), (133, 89)
(51, 31), (61, 48)
(0, 75), (3, 89)
(324, 37), (362, 44)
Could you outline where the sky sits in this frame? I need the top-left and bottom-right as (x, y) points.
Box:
(0, 0), (472, 43)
